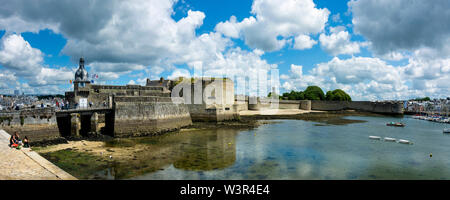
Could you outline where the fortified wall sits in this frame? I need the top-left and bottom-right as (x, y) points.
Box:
(0, 108), (61, 143)
(169, 78), (239, 122)
(234, 96), (249, 112)
(113, 96), (192, 137)
(55, 57), (193, 139)
(245, 97), (312, 111)
(65, 84), (170, 108)
(234, 97), (402, 115)
(310, 101), (403, 114)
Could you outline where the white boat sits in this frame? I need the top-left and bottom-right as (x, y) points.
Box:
(384, 137), (396, 142)
(369, 136), (381, 140)
(398, 139), (412, 144)
(444, 129), (450, 134)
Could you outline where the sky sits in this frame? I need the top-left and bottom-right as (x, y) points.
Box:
(0, 0), (449, 100)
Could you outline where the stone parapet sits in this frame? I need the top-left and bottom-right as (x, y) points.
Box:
(246, 98), (312, 111)
(0, 108), (62, 145)
(112, 96), (192, 137)
(310, 101), (403, 114)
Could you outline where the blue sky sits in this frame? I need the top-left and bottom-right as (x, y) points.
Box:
(0, 0), (449, 100)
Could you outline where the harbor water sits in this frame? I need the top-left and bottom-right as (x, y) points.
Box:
(46, 115), (450, 179)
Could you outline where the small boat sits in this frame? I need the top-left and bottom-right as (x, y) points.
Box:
(369, 136), (381, 140)
(386, 122), (405, 127)
(398, 139), (412, 144)
(444, 129), (450, 134)
(384, 137), (396, 142)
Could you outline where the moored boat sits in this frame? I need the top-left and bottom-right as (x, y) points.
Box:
(386, 122), (405, 127)
(384, 137), (396, 142)
(398, 139), (412, 144)
(369, 136), (381, 140)
(412, 115), (421, 119)
(444, 128), (450, 134)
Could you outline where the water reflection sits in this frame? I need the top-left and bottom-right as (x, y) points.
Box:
(174, 129), (237, 171)
(137, 116), (450, 180)
(59, 115), (450, 180)
(97, 128), (239, 179)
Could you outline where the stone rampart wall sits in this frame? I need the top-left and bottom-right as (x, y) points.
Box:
(0, 108), (61, 144)
(311, 101), (403, 114)
(0, 108), (57, 126)
(234, 99), (248, 112)
(113, 97), (192, 137)
(91, 85), (164, 91)
(245, 98), (311, 111)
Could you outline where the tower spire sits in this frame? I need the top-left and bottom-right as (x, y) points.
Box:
(79, 57), (85, 69)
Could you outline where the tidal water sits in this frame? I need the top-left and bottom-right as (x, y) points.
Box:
(98, 116), (450, 180)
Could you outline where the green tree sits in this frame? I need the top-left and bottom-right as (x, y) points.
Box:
(325, 89), (352, 101)
(303, 86), (325, 100)
(325, 91), (333, 101)
(281, 86), (351, 101)
(282, 90), (305, 100)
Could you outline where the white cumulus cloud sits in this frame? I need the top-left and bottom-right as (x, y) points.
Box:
(215, 0), (329, 51)
(319, 27), (362, 56)
(293, 35), (317, 50)
(0, 34), (73, 93)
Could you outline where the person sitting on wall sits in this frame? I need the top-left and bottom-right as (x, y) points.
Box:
(9, 134), (15, 147)
(23, 136), (30, 148)
(14, 132), (22, 146)
(9, 132), (20, 148)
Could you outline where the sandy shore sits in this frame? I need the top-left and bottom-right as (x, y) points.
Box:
(34, 140), (146, 161)
(240, 109), (323, 116)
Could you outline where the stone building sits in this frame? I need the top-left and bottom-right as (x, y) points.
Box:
(66, 58), (171, 109)
(146, 77), (173, 93)
(65, 58), (239, 122)
(61, 58), (192, 138)
(166, 77), (239, 122)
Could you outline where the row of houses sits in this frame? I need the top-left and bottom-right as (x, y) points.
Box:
(406, 98), (450, 115)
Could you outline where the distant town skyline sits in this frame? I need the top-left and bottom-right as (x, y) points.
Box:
(0, 0), (449, 101)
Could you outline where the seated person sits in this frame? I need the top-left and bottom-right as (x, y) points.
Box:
(23, 136), (30, 148)
(10, 135), (19, 148)
(13, 132), (22, 146)
(9, 135), (15, 147)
